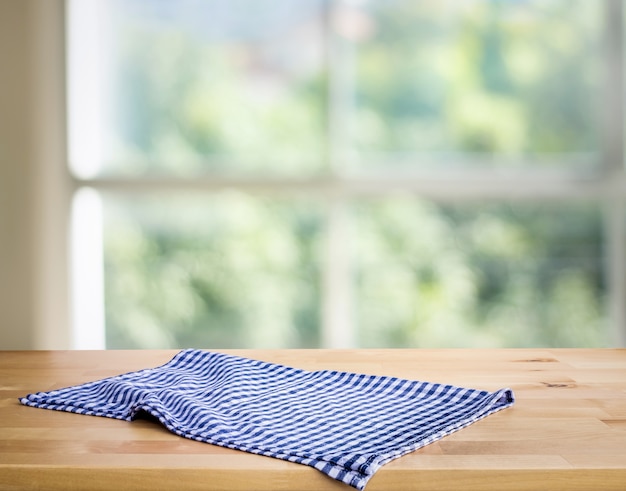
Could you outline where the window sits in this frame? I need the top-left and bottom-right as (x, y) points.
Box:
(67, 0), (626, 349)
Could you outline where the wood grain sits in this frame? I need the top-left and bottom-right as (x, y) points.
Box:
(1, 349), (625, 490)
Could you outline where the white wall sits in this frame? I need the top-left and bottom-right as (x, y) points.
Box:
(0, 1), (70, 349)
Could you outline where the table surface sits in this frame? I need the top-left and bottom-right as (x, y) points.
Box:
(1, 349), (625, 491)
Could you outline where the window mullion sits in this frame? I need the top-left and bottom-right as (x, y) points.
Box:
(321, 0), (356, 348)
(603, 0), (626, 347)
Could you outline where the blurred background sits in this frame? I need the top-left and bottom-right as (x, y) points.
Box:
(2, 0), (625, 350)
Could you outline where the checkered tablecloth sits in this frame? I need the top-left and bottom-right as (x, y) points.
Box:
(20, 349), (514, 489)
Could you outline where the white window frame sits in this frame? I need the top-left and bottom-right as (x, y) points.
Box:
(63, 0), (626, 349)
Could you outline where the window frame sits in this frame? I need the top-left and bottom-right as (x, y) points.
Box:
(66, 0), (626, 348)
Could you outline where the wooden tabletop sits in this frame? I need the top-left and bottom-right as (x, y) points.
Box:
(1, 349), (625, 490)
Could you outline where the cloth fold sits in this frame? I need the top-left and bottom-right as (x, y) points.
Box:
(20, 349), (514, 489)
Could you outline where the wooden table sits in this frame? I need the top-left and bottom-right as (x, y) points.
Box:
(1, 349), (625, 490)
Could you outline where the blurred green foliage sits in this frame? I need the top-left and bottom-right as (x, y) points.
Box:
(354, 0), (600, 161)
(102, 0), (608, 348)
(104, 193), (322, 348)
(355, 200), (605, 347)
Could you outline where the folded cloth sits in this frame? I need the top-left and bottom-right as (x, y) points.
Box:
(20, 349), (514, 489)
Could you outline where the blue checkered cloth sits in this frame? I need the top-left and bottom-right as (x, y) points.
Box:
(20, 349), (514, 489)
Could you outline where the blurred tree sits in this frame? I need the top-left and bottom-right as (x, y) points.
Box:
(101, 0), (607, 349)
(104, 194), (322, 348)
